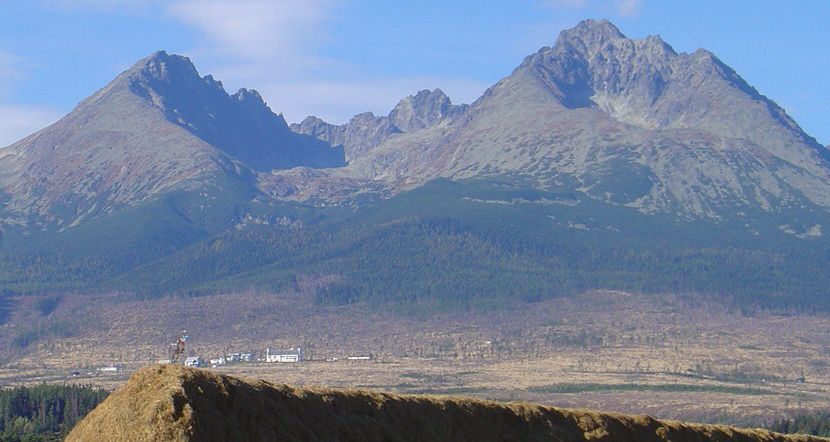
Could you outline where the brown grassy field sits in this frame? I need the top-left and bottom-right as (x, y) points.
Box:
(2, 290), (829, 427)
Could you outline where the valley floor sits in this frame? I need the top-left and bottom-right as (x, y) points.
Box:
(1, 290), (829, 427)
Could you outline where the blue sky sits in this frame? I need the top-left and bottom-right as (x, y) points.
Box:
(0, 0), (828, 147)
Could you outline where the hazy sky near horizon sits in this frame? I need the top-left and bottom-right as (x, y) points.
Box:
(0, 0), (828, 147)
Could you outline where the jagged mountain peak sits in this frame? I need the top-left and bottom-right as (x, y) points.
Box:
(232, 87), (265, 104)
(120, 51), (228, 102)
(111, 50), (343, 172)
(555, 19), (672, 55)
(404, 88), (450, 104)
(113, 51), (287, 130)
(550, 20), (676, 60)
(558, 19), (625, 45)
(509, 19), (820, 154)
(351, 111), (383, 122)
(0, 50), (344, 227)
(128, 50), (199, 80)
(291, 88), (466, 161)
(389, 88), (464, 132)
(391, 88), (451, 117)
(546, 20), (676, 65)
(340, 19), (830, 221)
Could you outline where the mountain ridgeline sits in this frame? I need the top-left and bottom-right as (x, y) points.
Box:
(1, 20), (830, 311)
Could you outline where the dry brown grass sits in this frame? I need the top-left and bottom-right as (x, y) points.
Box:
(67, 365), (827, 442)
(5, 290), (830, 425)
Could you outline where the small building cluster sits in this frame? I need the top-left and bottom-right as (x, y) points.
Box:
(208, 353), (254, 367)
(167, 340), (374, 368)
(265, 348), (303, 363)
(184, 356), (203, 368)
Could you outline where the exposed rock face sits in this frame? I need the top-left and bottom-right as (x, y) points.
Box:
(67, 365), (823, 442)
(2, 19), (829, 229)
(340, 20), (830, 219)
(292, 112), (402, 162)
(0, 51), (343, 227)
(388, 88), (467, 133)
(291, 89), (465, 162)
(128, 52), (343, 172)
(540, 20), (821, 157)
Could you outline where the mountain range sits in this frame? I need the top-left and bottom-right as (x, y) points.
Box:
(289, 19), (830, 221)
(1, 19), (829, 311)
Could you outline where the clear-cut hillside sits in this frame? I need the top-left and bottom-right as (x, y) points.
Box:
(67, 365), (824, 442)
(332, 20), (830, 220)
(0, 50), (343, 228)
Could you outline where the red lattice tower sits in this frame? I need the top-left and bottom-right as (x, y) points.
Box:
(169, 330), (188, 364)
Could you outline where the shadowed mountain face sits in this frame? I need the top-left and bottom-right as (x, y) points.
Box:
(129, 51), (343, 171)
(0, 51), (343, 228)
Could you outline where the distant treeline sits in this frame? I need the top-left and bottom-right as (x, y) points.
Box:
(0, 384), (108, 441)
(3, 178), (830, 313)
(768, 411), (830, 437)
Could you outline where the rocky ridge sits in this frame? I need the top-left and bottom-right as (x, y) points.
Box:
(287, 19), (830, 221)
(291, 88), (465, 161)
(4, 20), (828, 228)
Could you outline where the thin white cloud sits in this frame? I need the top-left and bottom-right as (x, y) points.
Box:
(546, 0), (589, 8)
(162, 0), (487, 124)
(543, 0), (644, 17)
(0, 50), (25, 98)
(0, 105), (62, 147)
(32, 0), (491, 127)
(0, 49), (62, 146)
(614, 0), (642, 16)
(42, 0), (159, 11)
(256, 77), (490, 125)
(166, 0), (335, 66)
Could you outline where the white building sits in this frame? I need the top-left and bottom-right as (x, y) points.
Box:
(184, 356), (203, 368)
(209, 357), (226, 367)
(347, 355), (372, 361)
(224, 352), (254, 363)
(97, 365), (118, 372)
(266, 347), (303, 363)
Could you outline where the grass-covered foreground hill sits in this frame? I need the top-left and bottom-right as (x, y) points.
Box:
(67, 365), (825, 442)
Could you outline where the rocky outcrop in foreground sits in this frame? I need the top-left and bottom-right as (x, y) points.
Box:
(67, 365), (824, 442)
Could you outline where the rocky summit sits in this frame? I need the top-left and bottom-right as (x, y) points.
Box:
(313, 19), (829, 220)
(66, 365), (825, 442)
